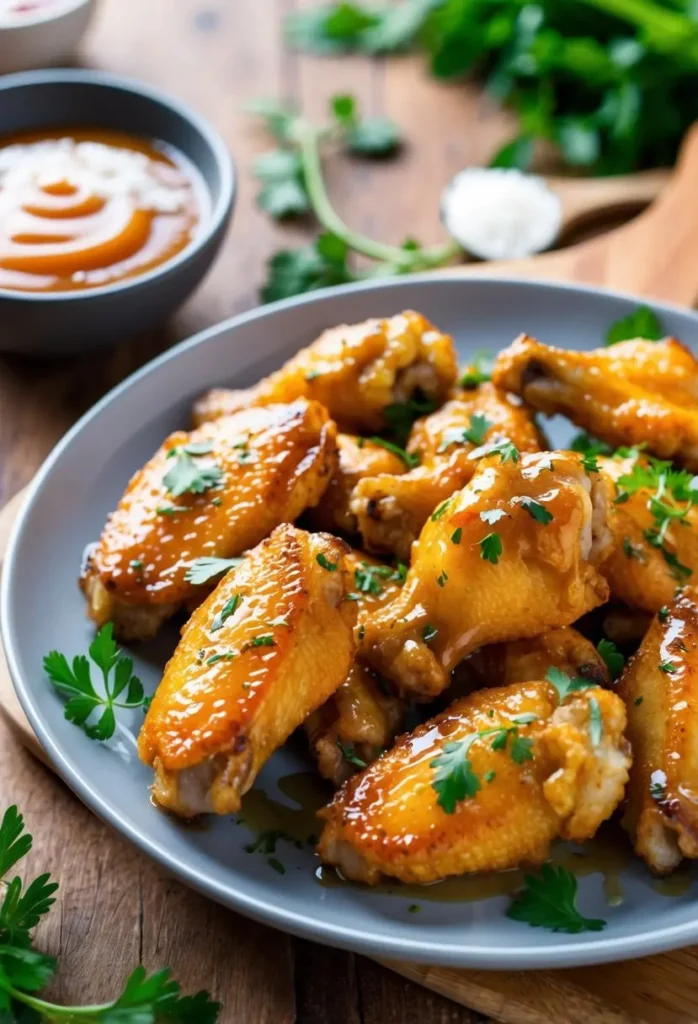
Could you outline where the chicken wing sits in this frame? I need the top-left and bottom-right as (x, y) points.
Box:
(456, 627), (610, 698)
(492, 335), (698, 470)
(351, 384), (543, 560)
(306, 434), (405, 537)
(138, 525), (356, 817)
(619, 589), (698, 874)
(598, 453), (698, 614)
(361, 450), (613, 699)
(192, 311), (458, 434)
(318, 680), (630, 884)
(305, 549), (407, 786)
(81, 400), (337, 641)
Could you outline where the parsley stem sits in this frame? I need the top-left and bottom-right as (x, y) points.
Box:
(578, 0), (698, 60)
(298, 123), (461, 270)
(3, 984), (115, 1019)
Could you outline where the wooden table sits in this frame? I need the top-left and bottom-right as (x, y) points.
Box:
(0, 1), (520, 1019)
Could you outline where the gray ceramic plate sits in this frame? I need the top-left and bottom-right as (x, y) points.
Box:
(4, 275), (698, 969)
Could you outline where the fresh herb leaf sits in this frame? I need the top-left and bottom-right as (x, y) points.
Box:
(370, 436), (419, 468)
(0, 808), (31, 879)
(211, 594), (242, 633)
(516, 496), (553, 524)
(545, 667), (595, 703)
(268, 857), (286, 875)
(156, 503), (191, 517)
(247, 634), (275, 649)
(430, 739), (482, 814)
(635, 696), (644, 706)
(658, 606), (669, 623)
(623, 536), (646, 562)
(606, 306), (663, 346)
(597, 639), (625, 680)
(438, 412), (492, 452)
(422, 623), (438, 642)
(507, 863), (606, 933)
(451, 527), (462, 544)
(163, 443), (223, 498)
(383, 395), (436, 446)
(337, 740), (368, 768)
(588, 697), (603, 746)
(262, 233), (355, 303)
(510, 733), (534, 764)
(185, 556), (244, 586)
(650, 770), (667, 800)
(436, 570), (448, 587)
(346, 117), (401, 155)
(460, 350), (494, 388)
(570, 433), (612, 458)
(354, 561), (395, 596)
(479, 532), (503, 564)
(43, 624), (146, 741)
(431, 499), (451, 521)
(316, 552), (337, 572)
(659, 660), (677, 673)
(487, 439), (519, 464)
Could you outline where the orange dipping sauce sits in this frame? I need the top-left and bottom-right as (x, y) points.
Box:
(0, 128), (208, 293)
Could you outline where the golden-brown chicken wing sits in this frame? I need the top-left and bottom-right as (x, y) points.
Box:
(456, 627), (610, 697)
(361, 450), (612, 699)
(493, 335), (698, 470)
(306, 434), (405, 537)
(305, 548), (406, 786)
(81, 400), (337, 641)
(139, 525), (356, 817)
(619, 589), (698, 874)
(351, 384), (543, 560)
(598, 453), (698, 614)
(192, 311), (458, 434)
(318, 680), (630, 884)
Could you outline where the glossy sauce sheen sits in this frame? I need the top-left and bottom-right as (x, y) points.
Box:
(0, 129), (207, 292)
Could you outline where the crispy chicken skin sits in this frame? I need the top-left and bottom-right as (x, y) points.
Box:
(457, 627), (610, 697)
(80, 401), (337, 641)
(318, 681), (630, 884)
(619, 589), (698, 874)
(598, 454), (698, 614)
(361, 451), (613, 699)
(493, 335), (698, 470)
(305, 549), (406, 786)
(351, 384), (543, 560)
(192, 311), (458, 434)
(139, 525), (356, 817)
(307, 434), (405, 537)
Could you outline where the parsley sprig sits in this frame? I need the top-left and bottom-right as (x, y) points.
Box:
(507, 863), (606, 933)
(545, 667), (596, 702)
(354, 561), (405, 597)
(163, 441), (223, 498)
(431, 714), (536, 814)
(43, 624), (147, 741)
(185, 556), (244, 586)
(0, 806), (219, 1021)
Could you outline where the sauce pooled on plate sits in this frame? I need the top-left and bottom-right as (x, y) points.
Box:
(0, 128), (208, 292)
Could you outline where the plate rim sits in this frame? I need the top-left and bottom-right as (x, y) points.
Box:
(5, 272), (698, 969)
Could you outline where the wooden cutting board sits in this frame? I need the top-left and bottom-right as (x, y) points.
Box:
(4, 126), (698, 1024)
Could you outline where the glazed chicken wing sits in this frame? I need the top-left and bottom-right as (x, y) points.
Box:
(318, 680), (630, 884)
(351, 384), (543, 560)
(493, 335), (698, 470)
(138, 525), (356, 817)
(305, 549), (407, 786)
(192, 311), (458, 434)
(306, 434), (405, 537)
(598, 453), (698, 614)
(620, 589), (698, 874)
(361, 450), (612, 699)
(81, 400), (337, 641)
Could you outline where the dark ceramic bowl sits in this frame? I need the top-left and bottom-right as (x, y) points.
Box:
(0, 68), (235, 356)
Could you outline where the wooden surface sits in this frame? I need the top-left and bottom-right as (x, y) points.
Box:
(3, 2), (698, 1023)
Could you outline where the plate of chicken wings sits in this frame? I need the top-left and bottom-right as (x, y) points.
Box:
(5, 275), (698, 968)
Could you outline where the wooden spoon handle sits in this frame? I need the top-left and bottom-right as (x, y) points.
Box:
(447, 123), (698, 307)
(550, 169), (671, 236)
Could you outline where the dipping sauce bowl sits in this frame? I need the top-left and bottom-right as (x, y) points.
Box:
(0, 0), (96, 74)
(0, 69), (235, 356)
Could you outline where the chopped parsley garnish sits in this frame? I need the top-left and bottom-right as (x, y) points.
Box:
(437, 412), (492, 452)
(357, 624), (366, 641)
(354, 561), (395, 595)
(129, 559), (143, 571)
(507, 863), (606, 933)
(479, 532), (502, 564)
(597, 639), (625, 681)
(316, 552), (337, 571)
(545, 667), (596, 703)
(268, 857), (286, 874)
(580, 451), (600, 473)
(408, 903), (421, 913)
(650, 770), (667, 800)
(422, 623), (438, 642)
(211, 594), (242, 632)
(185, 556), (244, 586)
(436, 570), (448, 587)
(623, 537), (646, 562)
(43, 623), (147, 741)
(486, 439), (519, 464)
(337, 740), (368, 769)
(460, 350), (494, 389)
(451, 527), (462, 544)
(634, 696), (644, 706)
(659, 660), (677, 673)
(658, 606), (669, 623)
(430, 716), (537, 814)
(484, 770), (496, 783)
(605, 305), (663, 346)
(430, 498), (451, 521)
(163, 440), (223, 497)
(480, 508), (507, 525)
(570, 433), (612, 458)
(383, 394), (436, 445)
(392, 562), (408, 584)
(247, 634), (275, 648)
(369, 435), (419, 468)
(156, 503), (191, 517)
(207, 652), (236, 665)
(588, 697), (603, 746)
(516, 496), (553, 524)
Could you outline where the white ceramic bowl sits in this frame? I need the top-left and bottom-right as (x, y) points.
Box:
(0, 0), (96, 74)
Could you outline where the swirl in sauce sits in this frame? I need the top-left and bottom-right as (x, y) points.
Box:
(0, 128), (208, 292)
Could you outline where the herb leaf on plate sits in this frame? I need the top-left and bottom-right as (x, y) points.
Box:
(507, 862), (606, 933)
(605, 305), (664, 346)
